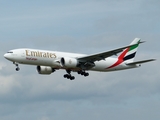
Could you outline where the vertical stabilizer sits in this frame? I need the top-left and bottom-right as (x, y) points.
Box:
(118, 38), (141, 63)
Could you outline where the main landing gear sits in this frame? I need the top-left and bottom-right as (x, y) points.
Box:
(63, 70), (89, 80)
(64, 70), (75, 80)
(13, 62), (20, 71)
(77, 70), (89, 77)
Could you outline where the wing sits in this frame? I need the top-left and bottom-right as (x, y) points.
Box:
(77, 44), (140, 62)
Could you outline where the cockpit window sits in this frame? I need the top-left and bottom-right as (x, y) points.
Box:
(7, 51), (13, 53)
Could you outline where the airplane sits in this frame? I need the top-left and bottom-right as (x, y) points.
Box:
(4, 38), (155, 80)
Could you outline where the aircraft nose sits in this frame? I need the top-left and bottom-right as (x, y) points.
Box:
(4, 53), (11, 60)
(4, 53), (8, 58)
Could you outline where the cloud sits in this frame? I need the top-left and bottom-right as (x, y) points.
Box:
(0, 61), (159, 104)
(0, 60), (159, 120)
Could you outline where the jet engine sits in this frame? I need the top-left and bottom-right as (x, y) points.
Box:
(37, 66), (55, 75)
(61, 57), (78, 68)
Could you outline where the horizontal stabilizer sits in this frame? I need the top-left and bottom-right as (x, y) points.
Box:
(126, 59), (156, 65)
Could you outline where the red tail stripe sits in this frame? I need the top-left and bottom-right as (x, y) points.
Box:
(107, 48), (129, 69)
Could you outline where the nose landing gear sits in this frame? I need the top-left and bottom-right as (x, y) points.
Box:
(13, 62), (20, 71)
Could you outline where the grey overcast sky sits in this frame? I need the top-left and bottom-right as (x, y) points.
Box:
(0, 0), (159, 120)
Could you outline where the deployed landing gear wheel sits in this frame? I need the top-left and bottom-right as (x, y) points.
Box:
(84, 72), (89, 77)
(16, 67), (20, 71)
(64, 74), (68, 78)
(77, 70), (89, 77)
(70, 76), (75, 80)
(64, 71), (75, 80)
(13, 62), (20, 71)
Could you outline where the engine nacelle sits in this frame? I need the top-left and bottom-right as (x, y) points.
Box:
(61, 57), (78, 68)
(37, 66), (55, 75)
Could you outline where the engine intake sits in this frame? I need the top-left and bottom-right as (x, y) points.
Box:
(61, 57), (78, 68)
(37, 66), (55, 75)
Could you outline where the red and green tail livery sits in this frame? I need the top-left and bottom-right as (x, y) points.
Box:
(108, 38), (141, 69)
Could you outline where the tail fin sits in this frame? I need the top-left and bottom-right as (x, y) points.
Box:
(118, 38), (141, 63)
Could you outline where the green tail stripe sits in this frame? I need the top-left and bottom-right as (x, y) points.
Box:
(129, 40), (140, 51)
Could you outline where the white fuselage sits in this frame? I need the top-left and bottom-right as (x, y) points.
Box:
(4, 48), (138, 72)
(4, 38), (155, 80)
